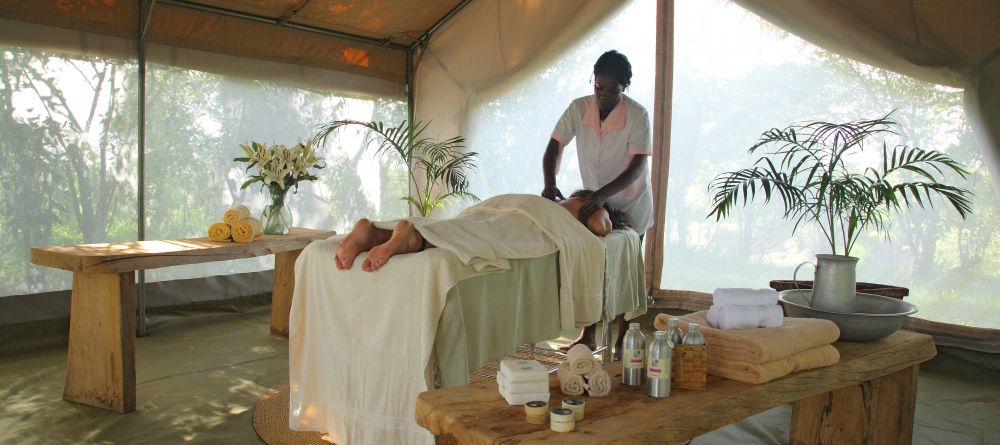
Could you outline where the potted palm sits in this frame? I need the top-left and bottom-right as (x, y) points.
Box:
(314, 120), (479, 217)
(707, 114), (972, 312)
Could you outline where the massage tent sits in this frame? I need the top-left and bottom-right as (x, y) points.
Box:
(1, 0), (999, 442)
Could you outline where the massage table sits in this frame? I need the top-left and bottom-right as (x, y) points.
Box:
(288, 195), (645, 445)
(431, 229), (646, 387)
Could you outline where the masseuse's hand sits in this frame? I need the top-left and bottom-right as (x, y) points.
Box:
(542, 185), (565, 202)
(577, 191), (606, 225)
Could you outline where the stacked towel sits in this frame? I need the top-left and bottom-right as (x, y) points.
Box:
(707, 288), (783, 329)
(231, 217), (262, 243)
(207, 203), (262, 243)
(712, 288), (781, 306)
(556, 344), (612, 397)
(208, 222), (232, 242)
(707, 304), (784, 330)
(654, 311), (841, 384)
(497, 359), (549, 405)
(224, 204), (252, 224)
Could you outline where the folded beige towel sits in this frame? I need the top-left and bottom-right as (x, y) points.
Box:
(585, 368), (611, 397)
(224, 204), (252, 224)
(231, 217), (262, 243)
(654, 310), (840, 364)
(707, 344), (840, 384)
(208, 222), (231, 242)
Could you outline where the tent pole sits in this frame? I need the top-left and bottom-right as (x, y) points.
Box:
(406, 50), (414, 126)
(136, 0), (156, 337)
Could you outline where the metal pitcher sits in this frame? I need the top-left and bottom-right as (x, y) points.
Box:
(793, 254), (859, 313)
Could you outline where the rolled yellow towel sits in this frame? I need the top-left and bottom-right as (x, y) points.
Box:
(566, 344), (597, 375)
(208, 222), (232, 242)
(231, 217), (263, 243)
(224, 204), (252, 224)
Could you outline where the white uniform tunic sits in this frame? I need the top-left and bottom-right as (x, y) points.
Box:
(551, 94), (653, 232)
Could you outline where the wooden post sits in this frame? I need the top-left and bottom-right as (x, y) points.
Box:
(790, 365), (919, 445)
(64, 272), (137, 413)
(270, 249), (302, 336)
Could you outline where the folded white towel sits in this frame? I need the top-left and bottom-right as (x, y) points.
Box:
(501, 389), (550, 405)
(707, 304), (784, 330)
(712, 288), (779, 306)
(498, 372), (549, 395)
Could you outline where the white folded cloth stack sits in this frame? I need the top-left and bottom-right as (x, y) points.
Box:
(707, 288), (784, 330)
(498, 359), (550, 405)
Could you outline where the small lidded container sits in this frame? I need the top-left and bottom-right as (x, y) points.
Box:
(561, 397), (585, 421)
(550, 408), (576, 432)
(524, 400), (549, 425)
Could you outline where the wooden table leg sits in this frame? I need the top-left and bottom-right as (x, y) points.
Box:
(270, 249), (302, 336)
(790, 365), (919, 445)
(64, 271), (136, 413)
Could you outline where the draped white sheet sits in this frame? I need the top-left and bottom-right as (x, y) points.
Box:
(288, 194), (605, 445)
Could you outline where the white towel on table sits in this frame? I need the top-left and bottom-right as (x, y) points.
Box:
(707, 304), (784, 330)
(712, 288), (779, 306)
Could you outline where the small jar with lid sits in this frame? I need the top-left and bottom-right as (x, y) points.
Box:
(550, 408), (576, 432)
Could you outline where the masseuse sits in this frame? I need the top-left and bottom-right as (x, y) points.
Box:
(541, 49), (653, 357)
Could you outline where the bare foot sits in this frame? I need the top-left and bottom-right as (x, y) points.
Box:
(559, 325), (597, 352)
(334, 219), (384, 270)
(362, 220), (426, 272)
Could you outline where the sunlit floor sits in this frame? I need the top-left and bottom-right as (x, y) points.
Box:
(1, 302), (998, 444)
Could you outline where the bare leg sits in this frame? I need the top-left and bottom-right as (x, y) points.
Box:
(559, 324), (597, 352)
(334, 219), (390, 270)
(362, 220), (428, 272)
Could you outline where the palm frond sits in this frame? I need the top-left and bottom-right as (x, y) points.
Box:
(707, 111), (972, 256)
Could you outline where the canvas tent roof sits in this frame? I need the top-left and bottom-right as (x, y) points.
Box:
(0, 0), (473, 97)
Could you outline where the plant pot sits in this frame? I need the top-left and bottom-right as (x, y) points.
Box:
(769, 280), (909, 300)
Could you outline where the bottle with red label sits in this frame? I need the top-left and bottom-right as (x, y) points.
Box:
(621, 322), (646, 386)
(646, 330), (673, 397)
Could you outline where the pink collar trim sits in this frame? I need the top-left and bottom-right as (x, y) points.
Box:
(582, 96), (627, 139)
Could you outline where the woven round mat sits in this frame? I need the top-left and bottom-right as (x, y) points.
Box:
(252, 380), (334, 445)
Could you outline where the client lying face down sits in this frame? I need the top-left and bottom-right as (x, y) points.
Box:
(333, 191), (627, 272)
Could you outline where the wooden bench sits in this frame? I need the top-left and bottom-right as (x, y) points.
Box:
(416, 329), (936, 444)
(30, 227), (335, 413)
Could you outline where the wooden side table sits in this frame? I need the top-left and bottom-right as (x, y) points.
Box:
(416, 329), (936, 444)
(30, 227), (334, 413)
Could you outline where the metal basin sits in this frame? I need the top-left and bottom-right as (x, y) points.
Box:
(778, 289), (918, 342)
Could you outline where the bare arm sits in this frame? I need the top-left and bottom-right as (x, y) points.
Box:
(578, 154), (647, 223)
(541, 138), (565, 201)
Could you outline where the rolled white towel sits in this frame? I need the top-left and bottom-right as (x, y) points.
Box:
(556, 359), (573, 382)
(585, 368), (611, 397)
(707, 304), (784, 330)
(560, 373), (586, 396)
(712, 288), (778, 306)
(565, 343), (597, 375)
(565, 344), (593, 362)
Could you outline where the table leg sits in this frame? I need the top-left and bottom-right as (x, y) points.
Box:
(270, 249), (302, 336)
(64, 271), (136, 413)
(790, 365), (919, 445)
